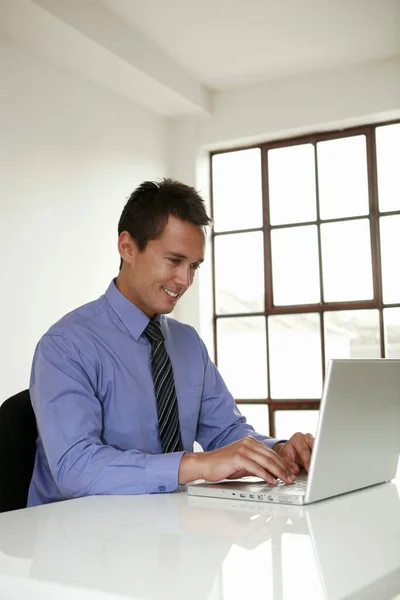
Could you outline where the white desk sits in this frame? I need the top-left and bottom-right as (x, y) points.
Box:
(0, 479), (399, 600)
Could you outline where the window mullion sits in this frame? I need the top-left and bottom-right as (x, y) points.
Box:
(366, 127), (385, 357)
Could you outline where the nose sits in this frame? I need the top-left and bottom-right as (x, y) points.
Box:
(175, 264), (192, 289)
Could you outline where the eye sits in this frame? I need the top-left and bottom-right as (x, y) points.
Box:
(191, 263), (201, 271)
(168, 257), (181, 265)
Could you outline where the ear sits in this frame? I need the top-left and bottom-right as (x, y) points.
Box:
(118, 232), (139, 266)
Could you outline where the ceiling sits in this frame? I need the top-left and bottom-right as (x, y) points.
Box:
(103, 0), (400, 89)
(1, 0), (399, 115)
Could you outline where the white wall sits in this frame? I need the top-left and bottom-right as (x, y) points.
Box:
(201, 56), (400, 149)
(2, 34), (399, 400)
(0, 34), (167, 399)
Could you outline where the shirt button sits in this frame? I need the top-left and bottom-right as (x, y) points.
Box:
(159, 486), (166, 492)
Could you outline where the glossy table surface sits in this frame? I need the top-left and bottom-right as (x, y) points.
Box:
(0, 475), (399, 600)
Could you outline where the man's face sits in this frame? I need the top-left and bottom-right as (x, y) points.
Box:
(119, 215), (205, 318)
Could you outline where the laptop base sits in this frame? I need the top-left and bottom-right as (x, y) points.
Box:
(187, 474), (307, 505)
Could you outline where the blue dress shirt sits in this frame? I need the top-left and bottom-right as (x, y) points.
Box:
(28, 280), (279, 506)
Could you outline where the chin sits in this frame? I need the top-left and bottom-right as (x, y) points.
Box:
(151, 302), (172, 316)
(161, 305), (175, 315)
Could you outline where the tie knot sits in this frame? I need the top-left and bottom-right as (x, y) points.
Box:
(144, 320), (164, 343)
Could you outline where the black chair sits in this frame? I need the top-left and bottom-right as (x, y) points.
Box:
(0, 390), (38, 512)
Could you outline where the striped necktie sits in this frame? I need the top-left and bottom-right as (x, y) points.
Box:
(144, 320), (183, 453)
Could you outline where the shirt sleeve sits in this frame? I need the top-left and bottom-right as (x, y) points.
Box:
(194, 335), (284, 451)
(30, 334), (183, 498)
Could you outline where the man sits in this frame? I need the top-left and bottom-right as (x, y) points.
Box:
(28, 179), (313, 506)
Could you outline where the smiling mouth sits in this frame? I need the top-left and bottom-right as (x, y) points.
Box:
(162, 286), (180, 299)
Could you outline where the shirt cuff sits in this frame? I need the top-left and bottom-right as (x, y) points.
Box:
(262, 438), (288, 449)
(145, 451), (185, 494)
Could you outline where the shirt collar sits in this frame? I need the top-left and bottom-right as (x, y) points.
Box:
(104, 279), (162, 341)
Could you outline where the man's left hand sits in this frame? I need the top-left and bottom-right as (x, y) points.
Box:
(273, 433), (314, 475)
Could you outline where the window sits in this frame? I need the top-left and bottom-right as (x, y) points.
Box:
(210, 121), (400, 438)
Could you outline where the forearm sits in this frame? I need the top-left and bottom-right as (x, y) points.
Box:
(52, 440), (184, 497)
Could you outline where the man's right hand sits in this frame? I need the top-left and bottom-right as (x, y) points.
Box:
(178, 436), (296, 486)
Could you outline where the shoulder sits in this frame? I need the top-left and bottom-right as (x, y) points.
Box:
(37, 295), (109, 361)
(47, 295), (107, 333)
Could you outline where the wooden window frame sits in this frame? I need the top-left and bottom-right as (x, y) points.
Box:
(210, 119), (400, 437)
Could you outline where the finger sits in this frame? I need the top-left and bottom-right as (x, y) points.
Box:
(301, 435), (314, 470)
(244, 437), (296, 476)
(277, 456), (299, 476)
(277, 445), (300, 475)
(240, 437), (296, 482)
(245, 448), (296, 484)
(235, 456), (280, 486)
(290, 434), (312, 471)
(257, 441), (298, 481)
(286, 460), (300, 474)
(305, 433), (315, 448)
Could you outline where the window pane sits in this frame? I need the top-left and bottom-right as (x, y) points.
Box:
(317, 135), (369, 220)
(268, 144), (317, 225)
(237, 403), (270, 436)
(275, 410), (320, 440)
(380, 215), (400, 304)
(384, 308), (400, 358)
(376, 123), (400, 212)
(324, 310), (380, 366)
(217, 317), (268, 399)
(271, 225), (320, 305)
(215, 232), (264, 314)
(212, 149), (263, 232)
(321, 219), (373, 302)
(268, 313), (322, 399)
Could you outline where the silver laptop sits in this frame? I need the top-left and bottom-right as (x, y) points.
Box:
(187, 359), (400, 505)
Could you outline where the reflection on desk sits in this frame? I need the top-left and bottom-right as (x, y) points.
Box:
(0, 481), (399, 600)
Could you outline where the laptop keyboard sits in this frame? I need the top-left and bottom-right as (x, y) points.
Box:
(251, 476), (307, 494)
(277, 478), (307, 493)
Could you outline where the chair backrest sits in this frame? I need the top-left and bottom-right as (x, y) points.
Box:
(0, 390), (38, 512)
